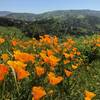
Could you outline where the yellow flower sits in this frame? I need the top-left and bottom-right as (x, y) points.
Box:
(40, 50), (47, 59)
(1, 53), (9, 61)
(14, 50), (35, 63)
(49, 55), (60, 67)
(7, 60), (27, 69)
(72, 64), (78, 69)
(63, 53), (70, 58)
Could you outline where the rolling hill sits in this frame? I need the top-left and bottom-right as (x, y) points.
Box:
(0, 10), (100, 36)
(1, 10), (100, 21)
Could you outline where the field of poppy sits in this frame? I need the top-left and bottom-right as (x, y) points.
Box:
(0, 30), (100, 100)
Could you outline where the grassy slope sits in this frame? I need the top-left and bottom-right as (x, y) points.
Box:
(0, 26), (100, 99)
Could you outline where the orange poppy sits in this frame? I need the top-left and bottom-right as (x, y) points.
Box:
(35, 66), (45, 77)
(49, 55), (60, 67)
(7, 60), (27, 69)
(64, 69), (72, 77)
(14, 50), (35, 63)
(85, 97), (91, 100)
(72, 48), (77, 52)
(47, 50), (53, 57)
(63, 60), (70, 64)
(48, 72), (63, 85)
(1, 53), (9, 61)
(96, 43), (100, 47)
(63, 53), (70, 58)
(84, 90), (96, 100)
(11, 40), (17, 46)
(7, 60), (29, 80)
(0, 64), (8, 81)
(32, 86), (46, 100)
(16, 67), (30, 80)
(76, 51), (81, 56)
(0, 38), (5, 44)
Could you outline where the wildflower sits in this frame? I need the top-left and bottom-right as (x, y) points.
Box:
(11, 40), (17, 46)
(96, 43), (100, 47)
(49, 55), (60, 67)
(40, 50), (47, 59)
(63, 53), (70, 58)
(16, 67), (30, 80)
(72, 64), (78, 69)
(47, 50), (53, 57)
(63, 60), (70, 64)
(48, 72), (63, 85)
(14, 50), (35, 63)
(69, 53), (74, 59)
(53, 36), (58, 45)
(76, 51), (81, 56)
(84, 90), (96, 100)
(0, 38), (5, 44)
(72, 48), (77, 52)
(32, 86), (46, 100)
(0, 64), (8, 81)
(67, 38), (75, 45)
(7, 60), (29, 80)
(35, 66), (45, 77)
(7, 60), (27, 69)
(1, 53), (9, 61)
(64, 69), (72, 77)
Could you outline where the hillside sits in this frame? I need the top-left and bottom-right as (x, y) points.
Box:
(0, 11), (11, 16)
(0, 10), (100, 36)
(4, 10), (100, 20)
(1, 10), (100, 21)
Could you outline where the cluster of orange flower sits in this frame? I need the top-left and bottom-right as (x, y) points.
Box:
(83, 35), (100, 48)
(0, 35), (98, 100)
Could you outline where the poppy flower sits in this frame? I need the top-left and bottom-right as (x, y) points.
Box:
(0, 38), (5, 44)
(32, 86), (46, 100)
(84, 90), (96, 100)
(11, 40), (17, 46)
(0, 64), (8, 81)
(35, 66), (45, 77)
(1, 53), (9, 61)
(14, 50), (35, 63)
(64, 69), (72, 77)
(48, 72), (63, 85)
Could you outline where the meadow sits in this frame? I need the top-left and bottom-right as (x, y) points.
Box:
(0, 26), (100, 100)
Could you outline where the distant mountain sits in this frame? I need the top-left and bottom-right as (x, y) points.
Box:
(6, 13), (36, 21)
(0, 11), (11, 16)
(1, 10), (100, 36)
(1, 10), (100, 21)
(3, 10), (100, 21)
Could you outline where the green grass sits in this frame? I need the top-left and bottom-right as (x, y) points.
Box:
(0, 26), (100, 100)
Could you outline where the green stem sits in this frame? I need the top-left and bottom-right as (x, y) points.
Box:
(10, 66), (20, 96)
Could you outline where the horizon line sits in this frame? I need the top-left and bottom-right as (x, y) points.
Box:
(0, 9), (100, 14)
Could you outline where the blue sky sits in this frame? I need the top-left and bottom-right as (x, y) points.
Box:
(0, 0), (100, 13)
